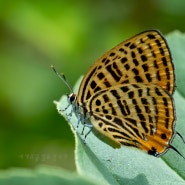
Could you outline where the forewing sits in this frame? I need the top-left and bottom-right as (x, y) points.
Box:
(77, 30), (174, 104)
(87, 84), (175, 155)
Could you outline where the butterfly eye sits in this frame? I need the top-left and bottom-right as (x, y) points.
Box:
(68, 93), (76, 103)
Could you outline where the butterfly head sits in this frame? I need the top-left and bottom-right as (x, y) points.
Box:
(67, 93), (77, 104)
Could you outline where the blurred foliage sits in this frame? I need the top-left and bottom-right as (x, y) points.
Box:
(0, 0), (185, 171)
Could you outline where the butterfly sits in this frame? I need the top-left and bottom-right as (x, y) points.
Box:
(52, 30), (185, 158)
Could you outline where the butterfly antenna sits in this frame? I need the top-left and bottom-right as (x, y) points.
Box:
(51, 65), (74, 93)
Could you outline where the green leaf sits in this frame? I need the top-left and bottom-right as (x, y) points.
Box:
(0, 166), (100, 185)
(55, 31), (185, 185)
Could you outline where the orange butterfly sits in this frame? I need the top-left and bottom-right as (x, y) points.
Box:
(52, 30), (185, 158)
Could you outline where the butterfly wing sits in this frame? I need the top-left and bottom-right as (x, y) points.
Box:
(86, 84), (175, 156)
(77, 30), (174, 105)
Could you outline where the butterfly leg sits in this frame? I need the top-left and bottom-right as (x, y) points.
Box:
(75, 113), (82, 131)
(60, 100), (71, 112)
(65, 107), (73, 119)
(82, 124), (93, 144)
(59, 104), (73, 121)
(81, 124), (85, 135)
(58, 96), (72, 119)
(80, 116), (91, 135)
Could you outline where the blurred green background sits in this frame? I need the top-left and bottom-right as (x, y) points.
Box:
(1, 0), (185, 171)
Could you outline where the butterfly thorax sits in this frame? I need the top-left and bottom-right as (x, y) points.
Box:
(67, 92), (91, 126)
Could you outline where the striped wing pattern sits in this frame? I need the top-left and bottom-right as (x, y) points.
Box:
(76, 30), (175, 156)
(86, 84), (174, 155)
(77, 30), (174, 104)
